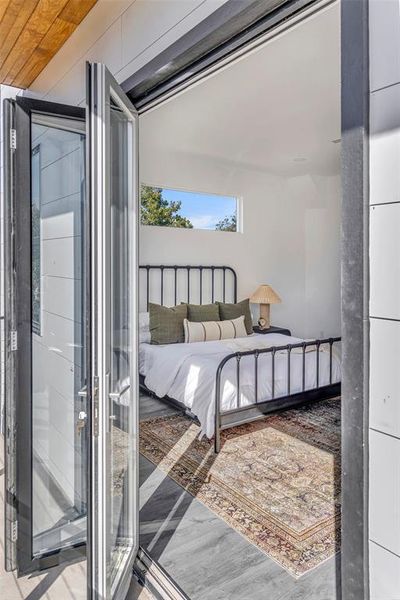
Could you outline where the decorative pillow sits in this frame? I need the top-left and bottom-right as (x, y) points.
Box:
(217, 299), (253, 335)
(186, 302), (220, 322)
(184, 315), (247, 343)
(149, 303), (188, 345)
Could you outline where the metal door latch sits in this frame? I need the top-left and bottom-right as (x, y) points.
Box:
(76, 411), (87, 434)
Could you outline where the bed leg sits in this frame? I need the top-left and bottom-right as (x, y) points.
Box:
(215, 426), (221, 454)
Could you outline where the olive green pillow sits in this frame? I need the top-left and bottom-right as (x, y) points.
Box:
(217, 299), (253, 335)
(186, 303), (220, 322)
(149, 303), (188, 345)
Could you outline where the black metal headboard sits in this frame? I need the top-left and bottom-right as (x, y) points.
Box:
(139, 265), (237, 311)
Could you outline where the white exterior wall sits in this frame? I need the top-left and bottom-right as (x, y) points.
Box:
(25, 0), (229, 105)
(369, 1), (400, 598)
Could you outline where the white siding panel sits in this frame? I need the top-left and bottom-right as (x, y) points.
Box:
(117, 0), (228, 83)
(370, 541), (400, 600)
(370, 84), (400, 206)
(43, 61), (86, 106)
(40, 311), (83, 368)
(42, 237), (82, 280)
(42, 276), (82, 324)
(41, 148), (82, 205)
(121, 0), (204, 68)
(369, 0), (400, 92)
(36, 128), (81, 168)
(41, 193), (82, 240)
(33, 338), (81, 403)
(369, 429), (400, 556)
(370, 203), (400, 319)
(370, 318), (400, 438)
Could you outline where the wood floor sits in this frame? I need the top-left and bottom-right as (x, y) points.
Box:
(139, 393), (341, 600)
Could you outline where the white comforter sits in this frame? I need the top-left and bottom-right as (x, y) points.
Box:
(140, 333), (341, 438)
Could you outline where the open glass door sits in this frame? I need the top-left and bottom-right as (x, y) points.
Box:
(4, 63), (139, 600)
(4, 97), (88, 575)
(87, 62), (139, 600)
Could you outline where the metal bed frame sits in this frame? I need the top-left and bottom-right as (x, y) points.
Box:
(139, 265), (341, 453)
(139, 264), (237, 309)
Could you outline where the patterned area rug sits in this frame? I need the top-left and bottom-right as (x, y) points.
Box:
(140, 397), (341, 577)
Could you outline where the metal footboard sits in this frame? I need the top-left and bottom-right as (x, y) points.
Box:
(214, 336), (341, 452)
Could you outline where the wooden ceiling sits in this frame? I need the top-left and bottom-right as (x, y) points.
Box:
(0, 0), (98, 89)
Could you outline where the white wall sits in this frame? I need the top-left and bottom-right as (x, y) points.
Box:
(369, 1), (400, 597)
(140, 148), (341, 339)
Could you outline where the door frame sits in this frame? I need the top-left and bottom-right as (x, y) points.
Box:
(3, 0), (369, 595)
(87, 61), (139, 600)
(6, 97), (86, 575)
(123, 0), (369, 598)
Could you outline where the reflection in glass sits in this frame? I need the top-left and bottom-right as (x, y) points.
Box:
(108, 101), (136, 592)
(31, 114), (87, 556)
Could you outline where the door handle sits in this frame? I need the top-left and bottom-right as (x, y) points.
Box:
(109, 383), (130, 423)
(109, 383), (130, 400)
(78, 385), (87, 398)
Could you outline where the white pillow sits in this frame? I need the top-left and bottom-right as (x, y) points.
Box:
(139, 312), (149, 330)
(139, 312), (150, 343)
(184, 315), (247, 343)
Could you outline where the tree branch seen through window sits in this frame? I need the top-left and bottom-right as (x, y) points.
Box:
(140, 185), (238, 232)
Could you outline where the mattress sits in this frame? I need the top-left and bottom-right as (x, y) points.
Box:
(139, 333), (341, 438)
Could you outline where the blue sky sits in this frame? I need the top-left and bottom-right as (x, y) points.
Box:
(162, 188), (236, 230)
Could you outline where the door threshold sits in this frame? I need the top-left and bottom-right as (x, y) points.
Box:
(134, 547), (189, 600)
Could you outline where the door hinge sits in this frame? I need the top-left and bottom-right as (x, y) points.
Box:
(10, 330), (17, 351)
(11, 520), (17, 542)
(10, 128), (16, 150)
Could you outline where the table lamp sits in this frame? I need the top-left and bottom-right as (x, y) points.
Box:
(250, 284), (281, 329)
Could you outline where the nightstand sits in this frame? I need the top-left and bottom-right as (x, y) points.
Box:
(253, 325), (291, 336)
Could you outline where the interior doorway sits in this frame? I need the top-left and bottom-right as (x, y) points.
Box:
(136, 1), (341, 598)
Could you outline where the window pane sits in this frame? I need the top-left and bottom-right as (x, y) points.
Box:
(31, 114), (87, 556)
(140, 185), (238, 232)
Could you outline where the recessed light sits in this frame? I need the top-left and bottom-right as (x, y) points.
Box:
(293, 157), (307, 162)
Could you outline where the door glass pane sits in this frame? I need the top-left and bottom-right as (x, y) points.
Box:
(108, 99), (136, 593)
(31, 113), (87, 555)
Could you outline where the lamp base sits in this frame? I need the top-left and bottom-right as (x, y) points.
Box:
(258, 304), (271, 329)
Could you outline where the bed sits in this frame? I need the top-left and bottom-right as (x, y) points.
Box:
(139, 265), (341, 452)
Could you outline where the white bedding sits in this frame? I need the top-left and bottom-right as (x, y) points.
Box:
(140, 333), (341, 438)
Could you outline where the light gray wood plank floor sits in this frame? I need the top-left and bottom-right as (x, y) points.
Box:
(139, 392), (341, 600)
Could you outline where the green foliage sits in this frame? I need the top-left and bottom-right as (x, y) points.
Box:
(215, 214), (237, 232)
(140, 185), (193, 228)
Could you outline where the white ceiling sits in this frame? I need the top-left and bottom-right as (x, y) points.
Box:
(140, 2), (340, 178)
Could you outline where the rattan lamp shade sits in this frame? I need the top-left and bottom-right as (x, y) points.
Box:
(250, 285), (281, 330)
(250, 285), (281, 305)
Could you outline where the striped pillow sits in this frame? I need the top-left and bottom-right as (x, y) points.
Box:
(184, 315), (247, 343)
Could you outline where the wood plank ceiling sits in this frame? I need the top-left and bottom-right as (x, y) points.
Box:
(0, 0), (98, 89)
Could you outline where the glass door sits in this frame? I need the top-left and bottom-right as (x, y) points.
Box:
(87, 62), (139, 600)
(4, 64), (139, 599)
(4, 97), (88, 575)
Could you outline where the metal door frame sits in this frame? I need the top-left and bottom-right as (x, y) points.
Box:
(87, 61), (139, 600)
(4, 97), (86, 575)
